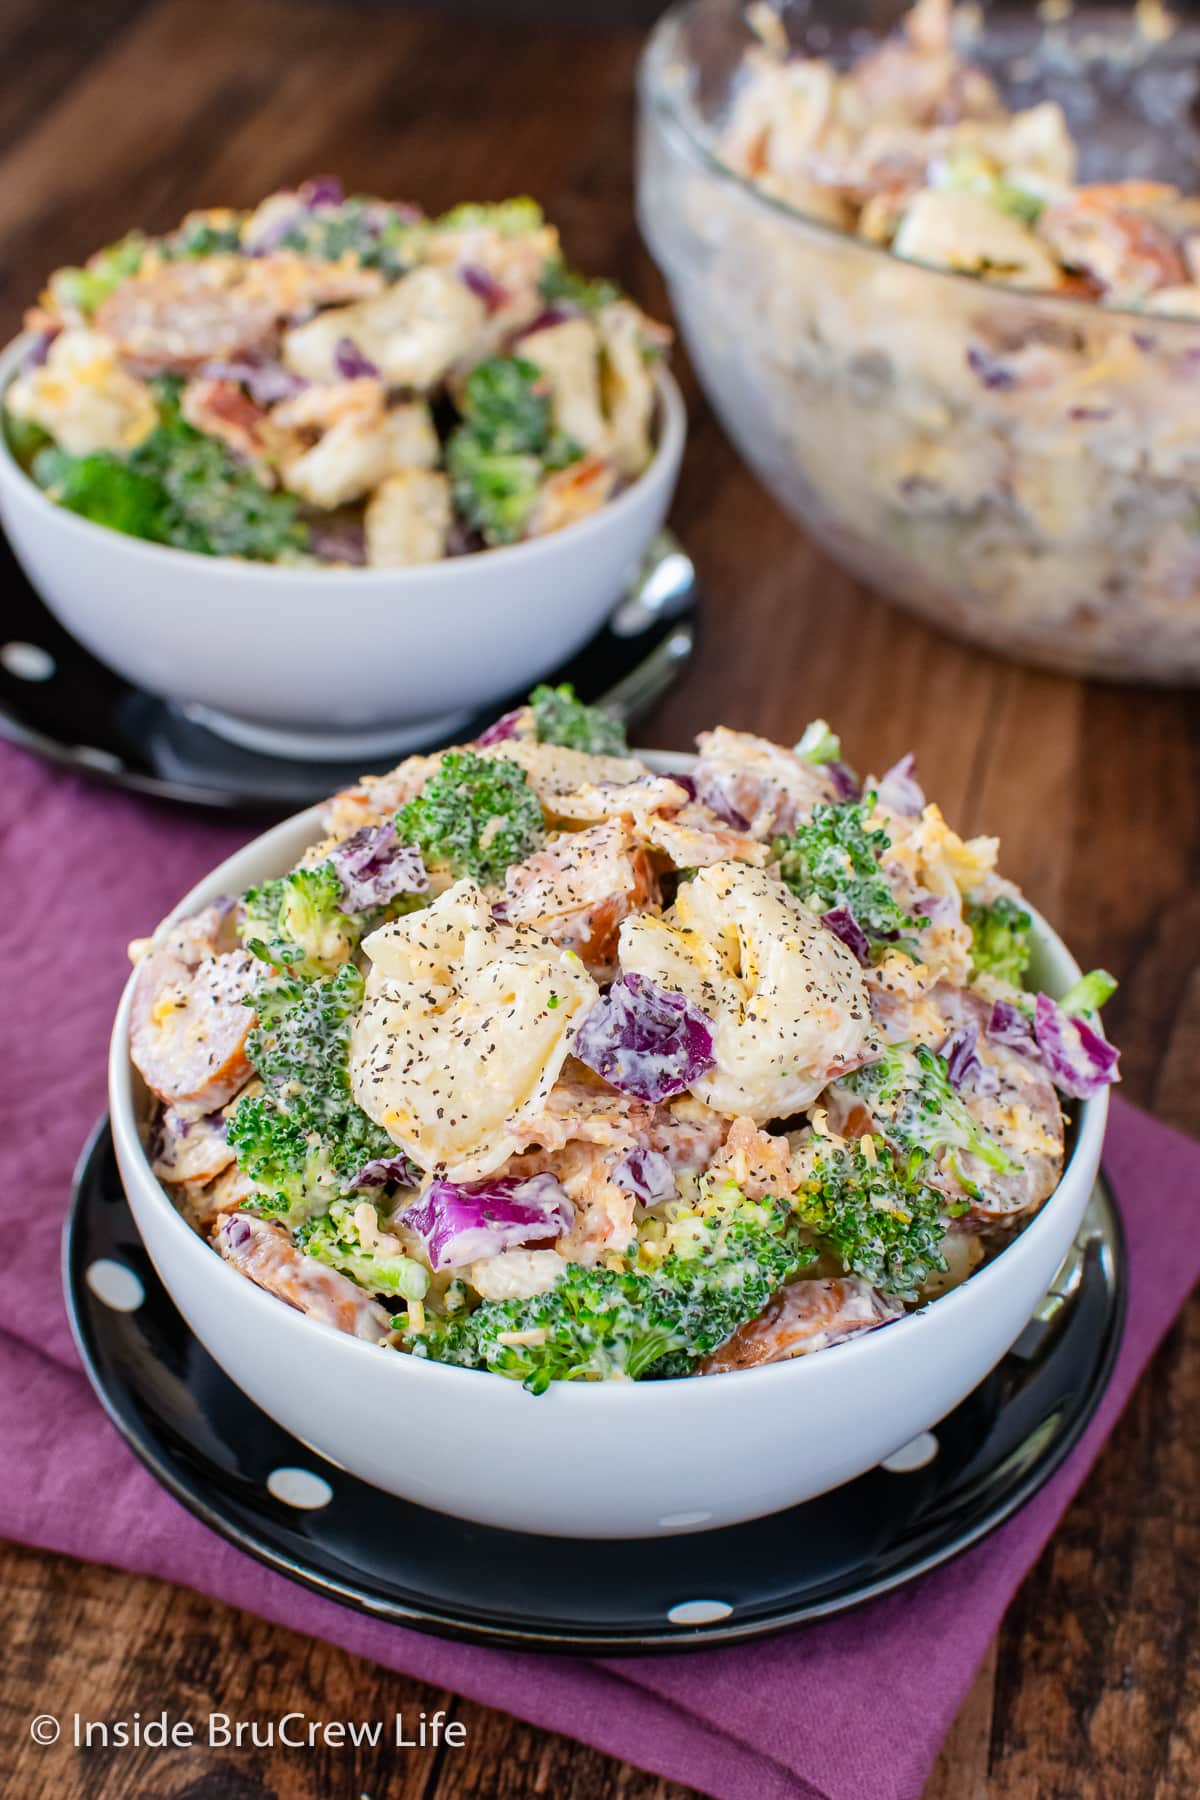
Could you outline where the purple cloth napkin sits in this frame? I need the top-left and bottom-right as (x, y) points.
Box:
(2, 743), (1198, 1800)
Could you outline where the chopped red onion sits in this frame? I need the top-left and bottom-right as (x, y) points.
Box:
(1033, 993), (1120, 1100)
(333, 336), (380, 380)
(612, 1146), (676, 1206)
(875, 753), (925, 817)
(328, 820), (428, 912)
(986, 999), (1038, 1053)
(691, 769), (751, 832)
(460, 264), (509, 313)
(573, 973), (716, 1102)
(821, 906), (872, 967)
(299, 175), (345, 208)
(399, 1173), (572, 1271)
(825, 760), (862, 801)
(309, 521), (367, 566)
(939, 1022), (999, 1096)
(475, 708), (523, 746)
(199, 359), (307, 405)
(352, 1153), (422, 1191)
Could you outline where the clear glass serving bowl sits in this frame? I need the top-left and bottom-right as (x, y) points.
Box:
(637, 0), (1200, 683)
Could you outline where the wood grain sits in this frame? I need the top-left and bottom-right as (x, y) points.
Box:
(0, 1), (1196, 1796)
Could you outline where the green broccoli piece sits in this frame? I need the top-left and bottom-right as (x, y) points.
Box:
(278, 197), (415, 277)
(405, 1192), (813, 1392)
(966, 895), (1034, 986)
(227, 963), (397, 1226)
(32, 380), (307, 561)
(50, 232), (146, 316)
(1057, 969), (1117, 1016)
(841, 1043), (1022, 1194)
(240, 863), (366, 979)
(529, 683), (628, 756)
(297, 1199), (427, 1302)
(161, 218), (244, 259)
(32, 445), (169, 540)
(792, 1140), (949, 1301)
(773, 799), (915, 954)
(397, 749), (544, 886)
(446, 355), (580, 545)
(437, 198), (544, 237)
(794, 719), (845, 768)
(538, 259), (621, 314)
(4, 409), (51, 469)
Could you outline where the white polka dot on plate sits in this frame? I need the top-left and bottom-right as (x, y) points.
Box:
(85, 1259), (145, 1312)
(267, 1467), (334, 1510)
(667, 1599), (733, 1626)
(881, 1431), (939, 1473)
(658, 1510), (713, 1529)
(1, 640), (55, 681)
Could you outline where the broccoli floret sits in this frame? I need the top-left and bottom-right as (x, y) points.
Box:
(240, 863), (365, 979)
(227, 963), (396, 1225)
(33, 445), (168, 540)
(792, 1140), (949, 1301)
(529, 682), (628, 756)
(49, 232), (146, 316)
(772, 799), (914, 954)
(437, 198), (544, 237)
(278, 197), (416, 277)
(297, 1199), (428, 1302)
(33, 379), (307, 560)
(794, 719), (844, 768)
(538, 259), (621, 313)
(842, 1043), (1022, 1194)
(406, 1192), (812, 1392)
(161, 218), (244, 259)
(966, 895), (1034, 986)
(446, 356), (580, 545)
(1057, 969), (1117, 1016)
(397, 749), (544, 886)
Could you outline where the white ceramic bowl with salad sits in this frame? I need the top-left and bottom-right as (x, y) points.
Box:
(0, 185), (683, 756)
(107, 698), (1117, 1537)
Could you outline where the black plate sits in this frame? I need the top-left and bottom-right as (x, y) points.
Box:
(0, 529), (698, 813)
(64, 1120), (1125, 1653)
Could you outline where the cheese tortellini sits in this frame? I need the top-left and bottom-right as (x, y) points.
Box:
(349, 881), (599, 1181)
(617, 861), (878, 1122)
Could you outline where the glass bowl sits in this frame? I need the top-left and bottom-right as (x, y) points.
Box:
(637, 0), (1200, 683)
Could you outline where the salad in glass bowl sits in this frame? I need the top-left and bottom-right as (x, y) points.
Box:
(127, 687), (1119, 1392)
(3, 182), (669, 567)
(638, 0), (1200, 680)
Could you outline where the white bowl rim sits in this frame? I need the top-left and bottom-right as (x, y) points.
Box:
(0, 334), (685, 587)
(109, 757), (1110, 1402)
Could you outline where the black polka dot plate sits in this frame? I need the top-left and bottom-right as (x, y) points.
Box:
(0, 528), (698, 814)
(64, 1119), (1126, 1654)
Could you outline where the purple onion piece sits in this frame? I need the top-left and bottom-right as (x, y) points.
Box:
(875, 753), (925, 817)
(199, 359), (307, 405)
(573, 973), (716, 1102)
(352, 1153), (422, 1191)
(242, 208), (305, 256)
(825, 759), (862, 801)
(986, 999), (1038, 1053)
(333, 335), (380, 380)
(309, 521), (367, 566)
(475, 708), (523, 747)
(217, 1215), (253, 1252)
(328, 819), (428, 911)
(612, 1146), (676, 1206)
(460, 263), (509, 313)
(26, 331), (54, 369)
(299, 174), (345, 208)
(966, 345), (1018, 390)
(939, 1022), (1000, 1097)
(821, 906), (872, 967)
(691, 768), (751, 832)
(1032, 993), (1120, 1100)
(515, 304), (576, 337)
(913, 890), (955, 925)
(399, 1172), (572, 1272)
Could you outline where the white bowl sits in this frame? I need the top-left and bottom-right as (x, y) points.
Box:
(0, 338), (685, 759)
(108, 757), (1108, 1538)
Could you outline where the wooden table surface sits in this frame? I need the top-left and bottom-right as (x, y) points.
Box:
(2, 0), (1197, 1795)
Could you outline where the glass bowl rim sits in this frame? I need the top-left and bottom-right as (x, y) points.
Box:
(638, 0), (1200, 333)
